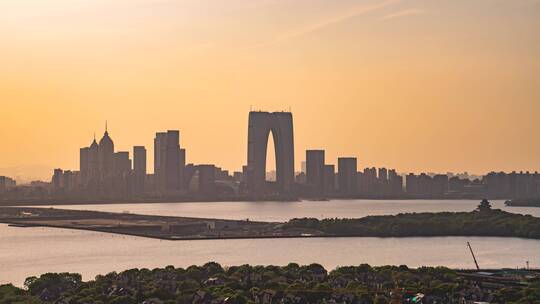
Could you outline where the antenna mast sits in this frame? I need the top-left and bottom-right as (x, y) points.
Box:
(467, 242), (480, 271)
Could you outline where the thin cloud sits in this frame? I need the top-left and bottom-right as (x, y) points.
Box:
(248, 0), (401, 49)
(381, 8), (428, 21)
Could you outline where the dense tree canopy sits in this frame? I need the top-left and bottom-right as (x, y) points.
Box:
(285, 208), (540, 239)
(1, 263), (538, 304)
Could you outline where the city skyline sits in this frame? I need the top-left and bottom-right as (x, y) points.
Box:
(4, 111), (534, 202)
(1, 0), (540, 180)
(2, 112), (540, 183)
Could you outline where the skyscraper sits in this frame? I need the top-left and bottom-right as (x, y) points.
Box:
(98, 127), (115, 184)
(79, 147), (89, 185)
(338, 157), (357, 194)
(154, 132), (167, 191)
(198, 164), (216, 195)
(324, 164), (335, 193)
(165, 130), (180, 191)
(154, 130), (183, 192)
(133, 146), (147, 193)
(87, 137), (100, 189)
(306, 150), (325, 193)
(246, 111), (295, 195)
(179, 148), (186, 189)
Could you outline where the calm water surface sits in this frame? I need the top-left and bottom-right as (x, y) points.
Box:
(1, 224), (539, 286)
(2, 200), (538, 286)
(44, 199), (540, 221)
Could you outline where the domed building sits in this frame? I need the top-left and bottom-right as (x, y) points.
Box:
(98, 125), (115, 182)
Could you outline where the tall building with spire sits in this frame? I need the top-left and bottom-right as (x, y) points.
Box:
(87, 135), (100, 188)
(98, 123), (115, 185)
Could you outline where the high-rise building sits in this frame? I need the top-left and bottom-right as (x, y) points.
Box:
(165, 130), (180, 191)
(79, 147), (89, 186)
(388, 169), (403, 194)
(338, 157), (357, 194)
(306, 150), (325, 193)
(88, 138), (100, 188)
(179, 148), (186, 189)
(98, 128), (115, 183)
(154, 130), (183, 192)
(154, 132), (167, 190)
(246, 111), (295, 195)
(324, 164), (335, 193)
(133, 146), (146, 192)
(0, 176), (16, 195)
(52, 168), (64, 193)
(198, 164), (216, 194)
(378, 168), (388, 181)
(114, 152), (131, 175)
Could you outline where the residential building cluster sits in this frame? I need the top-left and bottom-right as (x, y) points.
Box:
(0, 176), (16, 195)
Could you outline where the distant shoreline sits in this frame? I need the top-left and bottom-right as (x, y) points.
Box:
(505, 199), (540, 208)
(0, 195), (510, 207)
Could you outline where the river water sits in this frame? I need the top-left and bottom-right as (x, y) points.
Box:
(1, 200), (539, 286)
(39, 199), (540, 221)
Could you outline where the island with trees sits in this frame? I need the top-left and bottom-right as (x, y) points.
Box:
(284, 200), (540, 239)
(1, 263), (539, 304)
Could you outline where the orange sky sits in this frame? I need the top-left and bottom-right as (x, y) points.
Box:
(1, 0), (539, 181)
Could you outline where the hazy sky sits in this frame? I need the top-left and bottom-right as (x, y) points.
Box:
(1, 0), (539, 180)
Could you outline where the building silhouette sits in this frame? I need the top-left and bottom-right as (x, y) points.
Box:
(0, 176), (16, 195)
(38, 111), (540, 201)
(338, 157), (357, 194)
(154, 130), (185, 193)
(324, 164), (335, 193)
(246, 111), (295, 196)
(98, 127), (115, 194)
(133, 146), (147, 193)
(306, 150), (325, 194)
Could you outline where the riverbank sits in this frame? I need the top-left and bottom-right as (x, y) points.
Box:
(2, 263), (538, 303)
(506, 198), (540, 207)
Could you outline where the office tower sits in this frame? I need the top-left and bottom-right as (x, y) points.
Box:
(198, 164), (216, 194)
(338, 157), (357, 194)
(154, 130), (183, 192)
(63, 170), (74, 192)
(324, 164), (335, 193)
(154, 132), (167, 190)
(98, 127), (115, 183)
(133, 146), (147, 192)
(52, 169), (64, 193)
(88, 137), (100, 187)
(112, 151), (130, 197)
(165, 130), (180, 190)
(306, 150), (325, 193)
(246, 111), (294, 195)
(179, 148), (186, 189)
(79, 147), (89, 185)
(114, 152), (131, 175)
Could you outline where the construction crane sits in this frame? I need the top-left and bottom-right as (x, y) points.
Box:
(467, 242), (480, 271)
